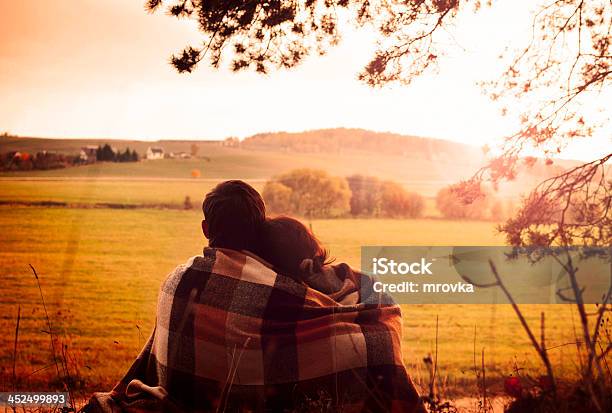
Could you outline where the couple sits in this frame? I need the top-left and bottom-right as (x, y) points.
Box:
(87, 181), (425, 413)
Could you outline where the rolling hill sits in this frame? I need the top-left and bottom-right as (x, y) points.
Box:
(0, 128), (576, 198)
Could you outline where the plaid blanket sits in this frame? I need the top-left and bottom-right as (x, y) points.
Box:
(86, 248), (425, 413)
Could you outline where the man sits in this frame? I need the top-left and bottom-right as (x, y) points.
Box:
(201, 180), (266, 252)
(85, 180), (424, 412)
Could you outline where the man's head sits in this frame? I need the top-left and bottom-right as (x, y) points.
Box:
(202, 180), (266, 251)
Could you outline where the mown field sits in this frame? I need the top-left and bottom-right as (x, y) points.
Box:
(0, 178), (588, 400)
(0, 179), (447, 218)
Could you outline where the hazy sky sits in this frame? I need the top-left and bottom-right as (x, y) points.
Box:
(0, 0), (609, 160)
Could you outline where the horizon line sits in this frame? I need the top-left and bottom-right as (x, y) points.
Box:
(2, 127), (476, 146)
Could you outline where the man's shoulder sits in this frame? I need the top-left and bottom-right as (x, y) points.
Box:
(161, 250), (217, 292)
(162, 247), (281, 291)
(173, 247), (234, 272)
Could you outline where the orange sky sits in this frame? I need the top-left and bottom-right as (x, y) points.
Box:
(0, 0), (609, 160)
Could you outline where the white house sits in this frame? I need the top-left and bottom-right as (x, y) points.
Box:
(79, 145), (98, 162)
(146, 147), (164, 160)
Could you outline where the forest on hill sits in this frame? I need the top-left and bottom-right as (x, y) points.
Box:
(241, 128), (484, 162)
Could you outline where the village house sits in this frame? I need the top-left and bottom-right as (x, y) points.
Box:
(146, 146), (164, 160)
(79, 145), (98, 163)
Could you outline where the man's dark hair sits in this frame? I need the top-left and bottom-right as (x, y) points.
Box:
(202, 180), (266, 251)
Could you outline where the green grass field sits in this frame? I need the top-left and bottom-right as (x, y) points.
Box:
(0, 178), (224, 205)
(0, 179), (589, 399)
(0, 179), (443, 218)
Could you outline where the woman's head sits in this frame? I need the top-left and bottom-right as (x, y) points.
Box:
(256, 216), (331, 278)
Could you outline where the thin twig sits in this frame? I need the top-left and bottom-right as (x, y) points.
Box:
(433, 315), (438, 398)
(29, 264), (60, 377)
(481, 348), (487, 413)
(12, 305), (21, 392)
(487, 260), (557, 396)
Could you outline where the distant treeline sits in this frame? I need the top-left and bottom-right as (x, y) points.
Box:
(96, 144), (139, 162)
(0, 151), (80, 171)
(264, 168), (514, 220)
(242, 128), (482, 160)
(0, 144), (139, 171)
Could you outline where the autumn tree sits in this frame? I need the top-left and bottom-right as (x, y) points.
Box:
(381, 181), (424, 218)
(263, 180), (293, 213)
(347, 174), (384, 216)
(264, 169), (351, 218)
(348, 175), (424, 218)
(436, 183), (492, 220)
